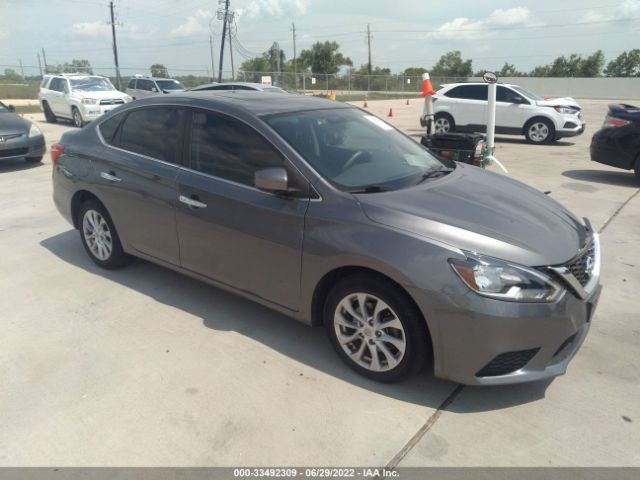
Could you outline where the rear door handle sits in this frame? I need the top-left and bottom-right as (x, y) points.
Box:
(179, 195), (207, 209)
(100, 171), (122, 182)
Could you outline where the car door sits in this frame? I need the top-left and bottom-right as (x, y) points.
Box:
(93, 106), (185, 265)
(496, 86), (530, 131)
(48, 78), (67, 116)
(445, 85), (487, 129)
(136, 79), (156, 98)
(175, 108), (311, 310)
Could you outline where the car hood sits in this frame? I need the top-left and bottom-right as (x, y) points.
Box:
(535, 96), (581, 109)
(73, 90), (129, 99)
(356, 164), (586, 267)
(0, 113), (28, 134)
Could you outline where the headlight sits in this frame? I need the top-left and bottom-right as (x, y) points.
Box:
(28, 123), (42, 137)
(449, 254), (563, 302)
(554, 106), (579, 114)
(123, 95), (133, 102)
(81, 98), (99, 105)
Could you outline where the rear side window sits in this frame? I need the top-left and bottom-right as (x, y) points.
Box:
(127, 79), (136, 89)
(98, 113), (124, 144)
(445, 85), (487, 100)
(118, 107), (184, 163)
(189, 110), (286, 186)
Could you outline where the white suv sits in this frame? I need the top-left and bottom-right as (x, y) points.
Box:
(125, 76), (185, 100)
(39, 74), (132, 128)
(422, 83), (586, 144)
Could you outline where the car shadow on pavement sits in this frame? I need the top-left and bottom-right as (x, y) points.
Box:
(0, 158), (43, 173)
(562, 169), (639, 187)
(41, 230), (554, 413)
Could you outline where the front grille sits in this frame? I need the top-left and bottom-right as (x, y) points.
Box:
(0, 147), (28, 158)
(99, 99), (125, 105)
(567, 243), (595, 287)
(475, 348), (540, 377)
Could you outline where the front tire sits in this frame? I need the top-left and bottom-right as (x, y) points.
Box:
(525, 118), (555, 144)
(78, 200), (131, 269)
(434, 113), (455, 134)
(324, 275), (429, 383)
(42, 102), (56, 123)
(72, 107), (85, 128)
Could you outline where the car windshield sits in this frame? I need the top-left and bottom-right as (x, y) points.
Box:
(265, 108), (453, 192)
(156, 80), (185, 91)
(70, 77), (115, 92)
(512, 86), (544, 101)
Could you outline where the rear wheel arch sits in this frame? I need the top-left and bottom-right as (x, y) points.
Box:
(71, 190), (105, 229)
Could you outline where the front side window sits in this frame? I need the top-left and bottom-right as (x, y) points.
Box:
(127, 79), (136, 89)
(189, 110), (288, 187)
(155, 80), (185, 91)
(497, 86), (529, 104)
(137, 79), (155, 91)
(265, 108), (452, 191)
(118, 107), (184, 163)
(49, 78), (64, 92)
(70, 77), (115, 92)
(512, 85), (543, 101)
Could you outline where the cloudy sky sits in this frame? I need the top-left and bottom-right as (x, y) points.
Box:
(1, 0), (639, 77)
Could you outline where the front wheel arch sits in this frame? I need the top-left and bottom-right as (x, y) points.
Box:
(523, 116), (556, 143)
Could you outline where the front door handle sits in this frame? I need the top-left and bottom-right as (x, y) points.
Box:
(179, 195), (207, 209)
(100, 171), (122, 182)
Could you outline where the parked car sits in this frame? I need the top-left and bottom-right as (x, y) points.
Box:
(0, 100), (45, 163)
(39, 74), (133, 128)
(190, 81), (287, 93)
(52, 92), (601, 385)
(125, 76), (186, 100)
(591, 104), (640, 184)
(423, 83), (586, 144)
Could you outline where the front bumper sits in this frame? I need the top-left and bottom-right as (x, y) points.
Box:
(79, 103), (124, 121)
(556, 112), (586, 138)
(0, 134), (45, 160)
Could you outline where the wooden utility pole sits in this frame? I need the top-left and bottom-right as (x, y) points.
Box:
(109, 1), (121, 89)
(209, 35), (215, 82)
(366, 23), (372, 91)
(218, 0), (230, 83)
(292, 22), (297, 90)
(41, 48), (48, 74)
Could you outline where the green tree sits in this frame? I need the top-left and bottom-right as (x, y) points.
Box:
(402, 67), (427, 76)
(62, 59), (93, 74)
(431, 51), (473, 77)
(604, 49), (640, 77)
(240, 55), (270, 73)
(2, 68), (22, 82)
(298, 41), (352, 74)
(530, 51), (605, 77)
(150, 64), (169, 77)
(498, 62), (521, 77)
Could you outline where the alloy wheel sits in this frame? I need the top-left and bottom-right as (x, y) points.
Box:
(333, 293), (406, 372)
(73, 109), (83, 128)
(528, 122), (549, 142)
(434, 117), (451, 133)
(82, 209), (113, 261)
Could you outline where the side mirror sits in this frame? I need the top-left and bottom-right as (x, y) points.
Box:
(8, 104), (15, 112)
(255, 167), (289, 194)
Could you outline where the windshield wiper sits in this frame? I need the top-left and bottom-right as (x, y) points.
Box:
(415, 168), (454, 185)
(348, 185), (394, 194)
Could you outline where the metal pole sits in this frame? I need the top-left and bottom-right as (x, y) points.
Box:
(218, 0), (230, 83)
(37, 53), (43, 77)
(487, 82), (497, 153)
(209, 35), (215, 82)
(109, 1), (121, 90)
(18, 59), (25, 84)
(292, 22), (297, 91)
(41, 48), (48, 74)
(228, 27), (235, 80)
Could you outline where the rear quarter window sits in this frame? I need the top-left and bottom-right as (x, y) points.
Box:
(98, 112), (124, 145)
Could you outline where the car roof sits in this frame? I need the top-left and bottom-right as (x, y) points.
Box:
(126, 91), (352, 116)
(440, 82), (517, 88)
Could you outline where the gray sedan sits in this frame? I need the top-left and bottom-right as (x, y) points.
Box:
(0, 101), (45, 163)
(51, 92), (601, 385)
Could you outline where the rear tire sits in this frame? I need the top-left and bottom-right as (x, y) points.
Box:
(78, 200), (132, 269)
(434, 113), (455, 134)
(324, 274), (429, 383)
(635, 156), (640, 185)
(43, 102), (56, 123)
(525, 118), (555, 144)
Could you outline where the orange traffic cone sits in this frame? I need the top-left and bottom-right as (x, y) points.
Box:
(388, 108), (393, 117)
(363, 100), (368, 108)
(419, 73), (436, 97)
